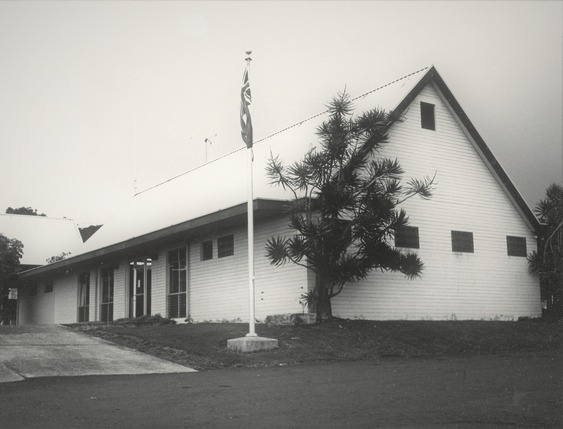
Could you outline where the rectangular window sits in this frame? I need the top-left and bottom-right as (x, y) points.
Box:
(421, 102), (435, 130)
(395, 226), (420, 249)
(78, 272), (90, 322)
(44, 280), (53, 293)
(29, 284), (38, 296)
(218, 234), (234, 258)
(168, 248), (187, 319)
(201, 240), (213, 261)
(100, 267), (114, 322)
(507, 236), (527, 257)
(451, 231), (474, 253)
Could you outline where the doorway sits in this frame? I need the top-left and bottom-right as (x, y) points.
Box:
(129, 258), (152, 318)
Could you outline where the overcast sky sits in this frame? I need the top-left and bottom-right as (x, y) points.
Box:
(0, 1), (561, 227)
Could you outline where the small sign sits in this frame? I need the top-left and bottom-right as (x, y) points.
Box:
(8, 288), (17, 300)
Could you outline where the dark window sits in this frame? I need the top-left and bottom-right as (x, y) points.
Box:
(201, 240), (213, 261)
(451, 231), (474, 253)
(218, 234), (234, 258)
(78, 272), (90, 322)
(395, 226), (420, 249)
(507, 236), (527, 257)
(421, 102), (435, 130)
(168, 248), (187, 319)
(29, 284), (38, 296)
(44, 280), (53, 293)
(100, 267), (114, 322)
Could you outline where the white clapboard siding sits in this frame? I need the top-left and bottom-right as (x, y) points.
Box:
(254, 217), (308, 320)
(150, 253), (167, 317)
(188, 226), (247, 322)
(53, 275), (78, 324)
(18, 284), (54, 324)
(332, 83), (540, 320)
(113, 264), (127, 321)
(188, 216), (306, 322)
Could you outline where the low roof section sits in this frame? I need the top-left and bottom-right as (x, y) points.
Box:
(18, 199), (286, 280)
(0, 214), (84, 268)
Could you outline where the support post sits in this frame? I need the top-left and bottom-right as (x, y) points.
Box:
(246, 145), (256, 337)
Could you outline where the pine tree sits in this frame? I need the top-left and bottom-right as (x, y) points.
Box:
(528, 183), (563, 319)
(265, 92), (435, 321)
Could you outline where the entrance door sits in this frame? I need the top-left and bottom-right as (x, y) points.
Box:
(129, 258), (152, 318)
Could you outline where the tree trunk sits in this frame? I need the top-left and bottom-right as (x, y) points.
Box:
(316, 295), (333, 322)
(315, 281), (333, 322)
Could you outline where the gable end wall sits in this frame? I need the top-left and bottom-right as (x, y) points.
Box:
(332, 84), (540, 321)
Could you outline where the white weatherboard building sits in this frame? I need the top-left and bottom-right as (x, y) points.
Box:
(17, 66), (541, 324)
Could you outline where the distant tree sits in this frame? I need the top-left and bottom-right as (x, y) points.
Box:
(79, 225), (102, 242)
(6, 207), (46, 216)
(0, 234), (23, 324)
(528, 183), (563, 319)
(265, 92), (435, 322)
(46, 252), (71, 264)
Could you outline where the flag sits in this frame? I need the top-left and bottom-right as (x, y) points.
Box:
(240, 66), (253, 148)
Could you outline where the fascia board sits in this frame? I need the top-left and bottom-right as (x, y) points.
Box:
(18, 198), (287, 280)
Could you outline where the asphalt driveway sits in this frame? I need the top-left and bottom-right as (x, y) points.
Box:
(0, 325), (195, 382)
(1, 352), (561, 428)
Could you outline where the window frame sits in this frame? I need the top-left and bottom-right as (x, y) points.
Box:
(77, 272), (90, 322)
(217, 234), (234, 258)
(201, 240), (213, 261)
(420, 102), (436, 130)
(395, 226), (420, 249)
(451, 230), (474, 253)
(168, 248), (187, 319)
(100, 267), (114, 322)
(506, 236), (527, 257)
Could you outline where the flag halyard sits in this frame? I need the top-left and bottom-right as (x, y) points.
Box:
(240, 66), (253, 149)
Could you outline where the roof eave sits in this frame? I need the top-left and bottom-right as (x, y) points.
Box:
(18, 198), (287, 280)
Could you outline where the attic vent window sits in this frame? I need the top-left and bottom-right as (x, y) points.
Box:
(395, 226), (420, 249)
(506, 236), (527, 257)
(451, 231), (474, 253)
(218, 234), (234, 258)
(420, 102), (435, 130)
(201, 240), (213, 261)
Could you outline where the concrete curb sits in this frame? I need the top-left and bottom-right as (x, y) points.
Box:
(0, 363), (24, 383)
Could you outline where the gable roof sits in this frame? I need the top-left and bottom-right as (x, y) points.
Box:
(72, 67), (430, 258)
(0, 214), (84, 266)
(19, 65), (539, 279)
(389, 67), (540, 232)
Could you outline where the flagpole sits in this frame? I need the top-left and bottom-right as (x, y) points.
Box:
(247, 133), (256, 337)
(244, 52), (256, 337)
(227, 51), (277, 352)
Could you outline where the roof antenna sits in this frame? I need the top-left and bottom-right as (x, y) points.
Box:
(133, 76), (139, 195)
(204, 133), (217, 162)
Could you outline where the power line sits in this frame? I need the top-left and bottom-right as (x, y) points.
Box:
(135, 66), (429, 196)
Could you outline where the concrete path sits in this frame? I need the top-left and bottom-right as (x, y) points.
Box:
(0, 325), (195, 383)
